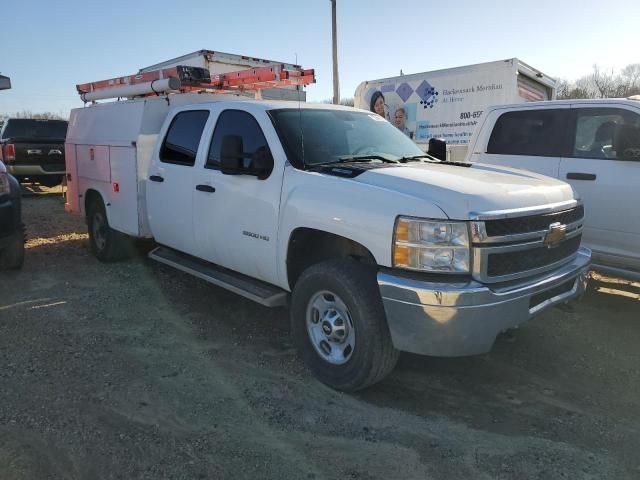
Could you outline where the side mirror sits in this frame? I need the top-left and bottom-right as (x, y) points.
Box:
(220, 134), (273, 179)
(614, 124), (640, 160)
(220, 135), (244, 175)
(428, 138), (447, 161)
(250, 146), (274, 180)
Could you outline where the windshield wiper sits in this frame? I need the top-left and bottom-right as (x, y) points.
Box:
(397, 154), (439, 163)
(398, 154), (472, 168)
(339, 155), (399, 163)
(310, 155), (399, 168)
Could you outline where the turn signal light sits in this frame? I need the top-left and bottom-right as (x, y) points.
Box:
(395, 219), (409, 242)
(393, 245), (410, 267)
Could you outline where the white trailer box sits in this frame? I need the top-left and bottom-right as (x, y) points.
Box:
(139, 50), (306, 102)
(354, 58), (556, 161)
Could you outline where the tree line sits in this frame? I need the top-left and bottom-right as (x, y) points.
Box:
(0, 110), (67, 122)
(557, 63), (640, 99)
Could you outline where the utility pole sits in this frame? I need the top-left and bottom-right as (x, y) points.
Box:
(331, 0), (340, 104)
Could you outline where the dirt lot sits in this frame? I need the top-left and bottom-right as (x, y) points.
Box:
(1, 187), (639, 479)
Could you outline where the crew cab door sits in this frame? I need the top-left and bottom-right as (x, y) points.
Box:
(192, 106), (283, 283)
(146, 109), (210, 255)
(559, 104), (640, 269)
(473, 107), (571, 178)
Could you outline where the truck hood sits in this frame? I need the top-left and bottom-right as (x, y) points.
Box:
(353, 162), (576, 219)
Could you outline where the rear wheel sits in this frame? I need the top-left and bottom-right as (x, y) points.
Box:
(0, 224), (25, 270)
(87, 197), (131, 262)
(290, 259), (399, 391)
(37, 175), (63, 188)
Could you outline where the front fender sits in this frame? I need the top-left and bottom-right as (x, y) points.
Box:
(277, 168), (446, 287)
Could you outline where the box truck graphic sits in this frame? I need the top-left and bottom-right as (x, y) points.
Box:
(355, 58), (556, 160)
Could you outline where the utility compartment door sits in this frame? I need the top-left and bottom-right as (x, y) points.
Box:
(108, 146), (139, 236)
(64, 142), (79, 213)
(76, 145), (111, 182)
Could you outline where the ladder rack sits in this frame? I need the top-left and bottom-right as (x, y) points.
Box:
(77, 64), (315, 102)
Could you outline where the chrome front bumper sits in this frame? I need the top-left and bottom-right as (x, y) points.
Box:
(378, 247), (591, 357)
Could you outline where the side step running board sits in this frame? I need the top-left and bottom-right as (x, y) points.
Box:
(148, 246), (288, 307)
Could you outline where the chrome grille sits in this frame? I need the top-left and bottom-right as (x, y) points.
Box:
(471, 202), (585, 283)
(487, 235), (582, 277)
(484, 205), (584, 237)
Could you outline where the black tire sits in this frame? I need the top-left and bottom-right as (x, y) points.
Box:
(290, 259), (399, 392)
(37, 175), (63, 188)
(0, 224), (25, 270)
(87, 197), (131, 262)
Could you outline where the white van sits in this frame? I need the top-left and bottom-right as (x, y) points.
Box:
(467, 98), (640, 280)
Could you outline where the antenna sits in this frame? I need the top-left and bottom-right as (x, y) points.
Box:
(296, 52), (305, 167)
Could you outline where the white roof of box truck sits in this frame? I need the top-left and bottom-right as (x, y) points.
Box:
(355, 58), (555, 89)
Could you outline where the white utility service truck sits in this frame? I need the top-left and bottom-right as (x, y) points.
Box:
(354, 58), (556, 161)
(65, 60), (590, 391)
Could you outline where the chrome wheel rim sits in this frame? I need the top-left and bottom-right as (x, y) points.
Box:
(306, 290), (355, 365)
(92, 211), (108, 252)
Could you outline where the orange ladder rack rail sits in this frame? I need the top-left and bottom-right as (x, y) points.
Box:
(77, 64), (315, 101)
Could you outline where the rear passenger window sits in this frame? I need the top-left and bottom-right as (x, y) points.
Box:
(487, 109), (568, 157)
(160, 110), (209, 166)
(207, 110), (270, 169)
(573, 108), (640, 161)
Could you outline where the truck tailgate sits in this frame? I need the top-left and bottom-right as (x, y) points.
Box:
(11, 140), (65, 171)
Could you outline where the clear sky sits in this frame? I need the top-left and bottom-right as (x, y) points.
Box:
(1, 0), (638, 116)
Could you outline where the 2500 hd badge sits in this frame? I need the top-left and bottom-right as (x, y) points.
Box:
(243, 230), (270, 242)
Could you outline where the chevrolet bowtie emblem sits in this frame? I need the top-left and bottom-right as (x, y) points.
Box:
(544, 222), (567, 248)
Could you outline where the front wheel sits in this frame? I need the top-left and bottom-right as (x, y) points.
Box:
(290, 259), (399, 391)
(87, 197), (131, 262)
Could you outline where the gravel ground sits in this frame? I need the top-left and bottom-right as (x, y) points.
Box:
(1, 187), (639, 479)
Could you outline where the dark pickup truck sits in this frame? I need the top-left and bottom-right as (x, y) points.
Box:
(0, 160), (24, 269)
(0, 118), (68, 187)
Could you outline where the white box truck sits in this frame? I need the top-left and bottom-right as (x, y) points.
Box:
(354, 58), (556, 161)
(139, 49), (306, 102)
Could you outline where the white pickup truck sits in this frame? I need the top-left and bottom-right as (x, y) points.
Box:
(65, 93), (591, 391)
(467, 97), (640, 280)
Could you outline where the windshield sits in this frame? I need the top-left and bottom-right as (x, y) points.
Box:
(269, 108), (424, 167)
(1, 119), (68, 141)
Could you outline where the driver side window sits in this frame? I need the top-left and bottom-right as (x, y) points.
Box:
(207, 110), (271, 170)
(573, 108), (640, 160)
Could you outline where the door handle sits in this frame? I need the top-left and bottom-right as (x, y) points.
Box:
(195, 184), (216, 193)
(566, 172), (596, 181)
(149, 175), (164, 183)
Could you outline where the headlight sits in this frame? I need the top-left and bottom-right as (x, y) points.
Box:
(0, 173), (10, 196)
(393, 217), (470, 273)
